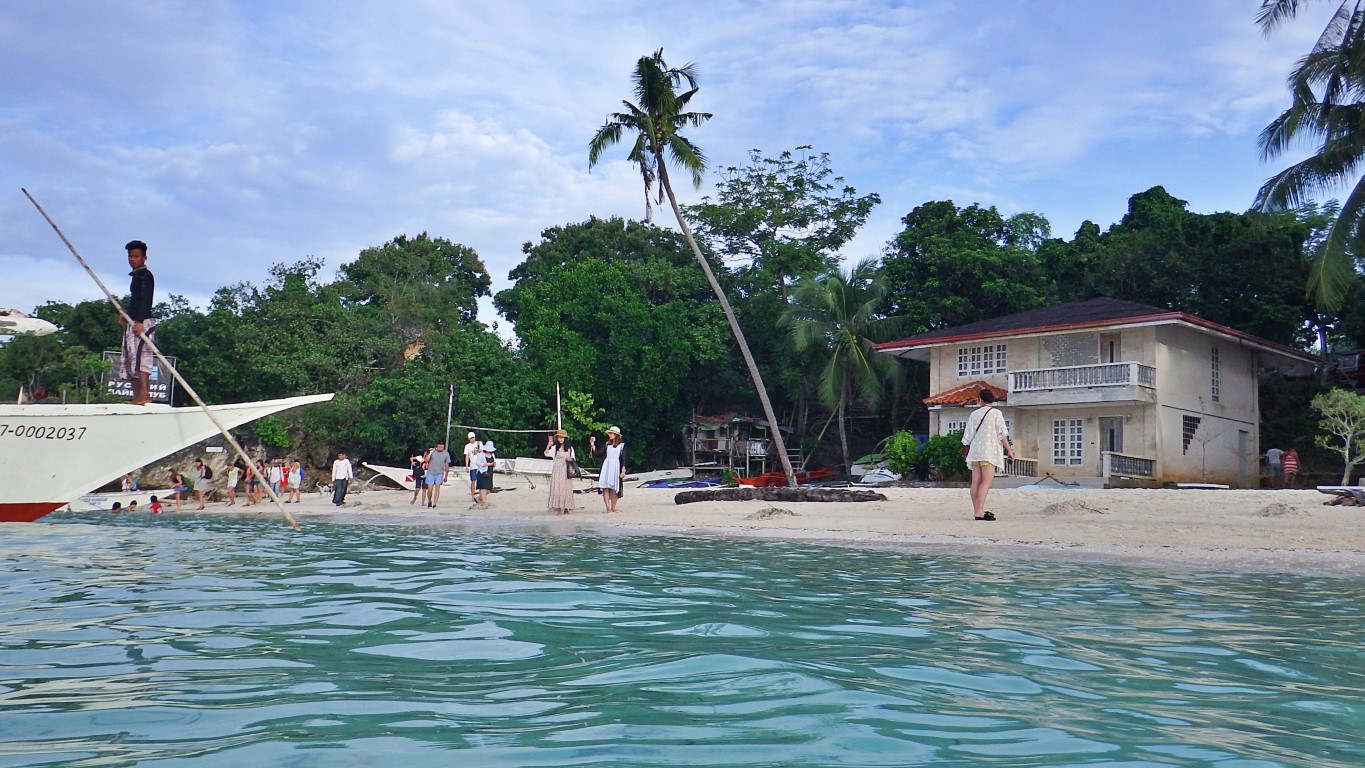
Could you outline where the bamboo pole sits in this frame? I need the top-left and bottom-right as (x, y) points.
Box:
(21, 188), (301, 531)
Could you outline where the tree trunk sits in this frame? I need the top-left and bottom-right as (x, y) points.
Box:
(837, 381), (849, 478)
(659, 164), (799, 487)
(675, 486), (887, 504)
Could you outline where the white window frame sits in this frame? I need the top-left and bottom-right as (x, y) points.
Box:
(957, 343), (1008, 377)
(1052, 418), (1083, 466)
(1211, 346), (1220, 403)
(945, 420), (966, 435)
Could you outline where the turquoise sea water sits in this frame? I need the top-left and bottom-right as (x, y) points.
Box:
(1, 513), (1362, 767)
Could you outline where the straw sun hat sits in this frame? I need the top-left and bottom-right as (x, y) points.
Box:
(555, 428), (569, 438)
(606, 426), (622, 437)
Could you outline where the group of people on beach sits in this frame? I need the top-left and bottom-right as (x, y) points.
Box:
(544, 426), (627, 515)
(410, 433), (497, 510)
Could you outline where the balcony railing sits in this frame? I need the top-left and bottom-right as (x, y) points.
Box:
(1011, 362), (1156, 392)
(1102, 451), (1155, 478)
(999, 456), (1037, 478)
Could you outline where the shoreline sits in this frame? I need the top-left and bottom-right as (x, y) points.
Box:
(126, 483), (1365, 578)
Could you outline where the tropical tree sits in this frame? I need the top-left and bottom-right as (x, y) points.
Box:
(783, 258), (907, 475)
(684, 145), (881, 299)
(1255, 0), (1365, 310)
(588, 49), (798, 484)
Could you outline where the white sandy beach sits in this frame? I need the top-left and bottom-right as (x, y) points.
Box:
(177, 481), (1365, 577)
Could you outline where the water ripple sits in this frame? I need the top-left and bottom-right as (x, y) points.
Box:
(0, 513), (1361, 766)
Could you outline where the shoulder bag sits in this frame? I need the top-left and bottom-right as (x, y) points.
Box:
(961, 406), (993, 458)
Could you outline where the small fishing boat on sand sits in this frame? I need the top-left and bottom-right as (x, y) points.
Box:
(737, 468), (837, 487)
(0, 393), (335, 522)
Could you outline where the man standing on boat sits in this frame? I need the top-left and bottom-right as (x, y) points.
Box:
(120, 240), (155, 405)
(331, 451), (354, 506)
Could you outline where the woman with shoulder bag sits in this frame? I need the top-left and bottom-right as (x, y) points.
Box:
(961, 389), (1014, 521)
(545, 429), (577, 515)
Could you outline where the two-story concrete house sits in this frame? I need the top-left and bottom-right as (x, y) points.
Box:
(875, 298), (1315, 487)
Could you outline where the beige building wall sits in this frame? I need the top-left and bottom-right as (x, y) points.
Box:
(923, 324), (1261, 486)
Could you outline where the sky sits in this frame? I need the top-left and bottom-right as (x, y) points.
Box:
(0, 0), (1340, 334)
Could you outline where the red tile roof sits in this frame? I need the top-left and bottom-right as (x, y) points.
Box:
(923, 381), (1007, 406)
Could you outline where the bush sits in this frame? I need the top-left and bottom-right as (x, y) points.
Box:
(924, 431), (967, 480)
(884, 431), (930, 480)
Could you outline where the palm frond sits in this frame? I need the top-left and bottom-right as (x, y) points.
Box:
(1309, 173), (1365, 308)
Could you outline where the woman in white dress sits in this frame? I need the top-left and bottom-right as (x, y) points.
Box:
(544, 429), (577, 515)
(590, 426), (626, 514)
(961, 389), (1014, 521)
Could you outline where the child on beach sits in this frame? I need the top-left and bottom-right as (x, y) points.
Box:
(127, 500), (138, 513)
(149, 496), (162, 514)
(110, 502), (122, 513)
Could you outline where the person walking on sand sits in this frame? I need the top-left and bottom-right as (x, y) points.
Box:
(288, 460), (304, 503)
(331, 451), (354, 506)
(409, 454), (427, 505)
(225, 461), (242, 506)
(962, 390), (1014, 521)
(425, 441), (453, 508)
(166, 468), (186, 513)
(190, 458), (212, 510)
(545, 429), (577, 515)
(119, 240), (156, 405)
(471, 440), (496, 509)
(590, 426), (626, 514)
(1283, 447), (1300, 488)
(463, 432), (481, 503)
(1265, 446), (1284, 488)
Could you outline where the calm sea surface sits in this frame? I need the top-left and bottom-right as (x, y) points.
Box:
(1, 512), (1362, 767)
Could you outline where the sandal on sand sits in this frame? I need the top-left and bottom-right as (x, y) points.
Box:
(974, 511), (997, 521)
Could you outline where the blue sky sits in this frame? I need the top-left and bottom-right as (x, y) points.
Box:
(0, 1), (1339, 330)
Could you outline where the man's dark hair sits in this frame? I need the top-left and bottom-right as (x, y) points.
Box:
(125, 240), (148, 254)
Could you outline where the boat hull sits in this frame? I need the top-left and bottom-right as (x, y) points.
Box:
(0, 393), (334, 522)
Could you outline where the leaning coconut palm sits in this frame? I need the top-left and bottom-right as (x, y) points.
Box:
(589, 49), (798, 486)
(784, 258), (908, 476)
(1255, 0), (1365, 310)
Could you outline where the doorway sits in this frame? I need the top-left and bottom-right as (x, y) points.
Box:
(1098, 416), (1123, 475)
(1099, 333), (1121, 364)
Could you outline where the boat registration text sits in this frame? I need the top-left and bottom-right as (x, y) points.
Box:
(0, 424), (88, 440)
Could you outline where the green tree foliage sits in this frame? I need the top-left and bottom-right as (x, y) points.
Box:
(1254, 0), (1365, 311)
(1040, 187), (1317, 347)
(884, 431), (929, 480)
(684, 146), (881, 298)
(0, 298), (120, 402)
(923, 432), (968, 481)
(881, 201), (1053, 332)
(784, 258), (907, 473)
(1312, 388), (1365, 483)
(495, 217), (729, 465)
(337, 232), (490, 338)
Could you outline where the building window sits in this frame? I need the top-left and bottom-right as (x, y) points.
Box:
(957, 344), (1008, 377)
(945, 420), (966, 436)
(1183, 415), (1201, 454)
(1211, 347), (1220, 403)
(1052, 418), (1083, 466)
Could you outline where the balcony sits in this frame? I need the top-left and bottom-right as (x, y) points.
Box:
(1008, 362), (1157, 406)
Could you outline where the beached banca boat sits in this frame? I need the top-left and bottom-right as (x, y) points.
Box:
(0, 393), (334, 522)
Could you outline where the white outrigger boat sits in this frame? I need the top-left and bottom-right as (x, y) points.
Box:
(0, 393), (334, 522)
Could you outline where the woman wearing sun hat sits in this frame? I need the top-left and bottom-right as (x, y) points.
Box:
(589, 426), (626, 514)
(544, 428), (577, 515)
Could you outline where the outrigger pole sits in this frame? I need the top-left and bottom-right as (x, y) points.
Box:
(21, 189), (302, 532)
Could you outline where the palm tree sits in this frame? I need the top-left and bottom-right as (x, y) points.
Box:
(783, 258), (907, 476)
(589, 49), (799, 485)
(1255, 0), (1365, 310)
